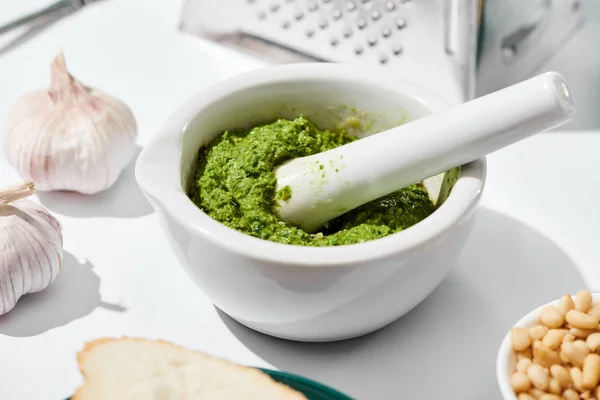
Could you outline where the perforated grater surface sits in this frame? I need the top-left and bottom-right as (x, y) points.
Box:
(180, 0), (480, 105)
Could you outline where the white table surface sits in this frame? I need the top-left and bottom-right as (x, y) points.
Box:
(0, 1), (599, 399)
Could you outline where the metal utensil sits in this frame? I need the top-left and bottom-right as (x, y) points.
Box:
(0, 0), (102, 36)
(180, 0), (480, 106)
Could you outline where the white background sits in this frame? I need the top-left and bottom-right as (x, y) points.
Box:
(0, 1), (598, 399)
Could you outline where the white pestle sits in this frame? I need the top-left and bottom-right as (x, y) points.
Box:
(274, 71), (576, 233)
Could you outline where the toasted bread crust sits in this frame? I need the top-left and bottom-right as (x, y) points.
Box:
(72, 337), (307, 400)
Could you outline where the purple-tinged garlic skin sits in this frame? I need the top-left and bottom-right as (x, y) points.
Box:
(3, 51), (137, 194)
(0, 180), (63, 315)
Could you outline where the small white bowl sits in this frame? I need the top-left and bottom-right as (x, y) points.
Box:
(496, 293), (600, 399)
(135, 63), (486, 342)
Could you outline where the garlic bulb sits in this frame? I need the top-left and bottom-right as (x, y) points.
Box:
(0, 180), (63, 315)
(3, 51), (137, 194)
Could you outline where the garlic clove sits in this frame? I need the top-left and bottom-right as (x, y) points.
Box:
(3, 51), (137, 194)
(0, 180), (63, 315)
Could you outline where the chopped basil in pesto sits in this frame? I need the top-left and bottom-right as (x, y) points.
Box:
(188, 116), (434, 246)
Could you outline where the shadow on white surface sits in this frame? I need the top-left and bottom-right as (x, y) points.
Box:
(36, 145), (153, 218)
(0, 251), (125, 337)
(216, 208), (586, 400)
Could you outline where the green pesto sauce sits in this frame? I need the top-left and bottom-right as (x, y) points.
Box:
(188, 116), (435, 246)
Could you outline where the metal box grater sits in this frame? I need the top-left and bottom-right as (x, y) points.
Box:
(476, 0), (583, 96)
(180, 0), (481, 106)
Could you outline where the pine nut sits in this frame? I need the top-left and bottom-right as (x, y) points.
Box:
(583, 354), (600, 389)
(528, 388), (545, 399)
(539, 395), (560, 400)
(540, 306), (564, 329)
(528, 364), (550, 390)
(550, 364), (571, 389)
(570, 366), (585, 391)
(518, 394), (536, 400)
(571, 327), (597, 339)
(543, 329), (568, 349)
(563, 333), (576, 343)
(575, 290), (593, 312)
(547, 378), (561, 394)
(577, 340), (593, 354)
(511, 371), (532, 392)
(519, 348), (533, 360)
(588, 304), (600, 318)
(530, 325), (549, 341)
(508, 294), (600, 399)
(558, 294), (576, 315)
(562, 340), (590, 367)
(566, 310), (600, 330)
(517, 358), (534, 373)
(587, 333), (600, 352)
(563, 388), (579, 400)
(513, 327), (533, 351)
(581, 390), (591, 399)
(579, 390), (592, 400)
(533, 341), (560, 368)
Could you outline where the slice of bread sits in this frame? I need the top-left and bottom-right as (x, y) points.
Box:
(72, 337), (307, 400)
